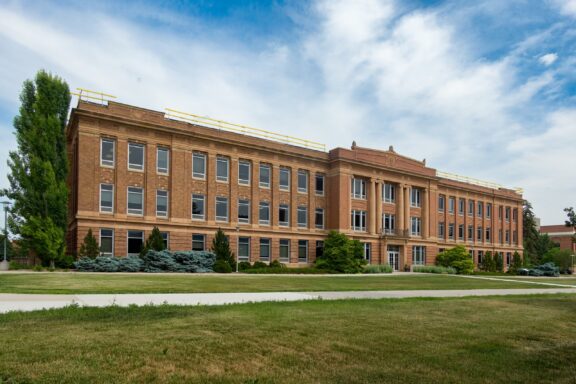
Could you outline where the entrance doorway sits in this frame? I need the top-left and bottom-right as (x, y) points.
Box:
(387, 245), (400, 271)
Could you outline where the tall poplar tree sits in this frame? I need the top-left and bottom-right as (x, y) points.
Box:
(0, 70), (70, 267)
(522, 200), (540, 266)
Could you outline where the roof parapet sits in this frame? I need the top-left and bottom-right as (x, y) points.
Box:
(437, 170), (523, 194)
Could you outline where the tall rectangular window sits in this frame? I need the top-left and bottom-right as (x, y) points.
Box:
(410, 188), (421, 207)
(467, 225), (473, 241)
(468, 200), (474, 216)
(216, 196), (229, 222)
(259, 201), (270, 225)
(127, 230), (144, 256)
(298, 170), (308, 193)
(156, 190), (168, 217)
(477, 226), (483, 241)
(238, 237), (250, 261)
(448, 197), (455, 214)
(161, 232), (169, 250)
(458, 224), (464, 240)
(486, 227), (491, 243)
(297, 206), (308, 228)
(279, 204), (289, 227)
(438, 195), (445, 212)
(100, 184), (114, 213)
(351, 210), (367, 232)
(259, 164), (271, 188)
(238, 199), (250, 224)
(127, 187), (143, 215)
(238, 160), (251, 185)
(279, 239), (290, 263)
(438, 222), (445, 238)
(486, 203), (492, 218)
(192, 153), (206, 179)
(315, 208), (324, 229)
(499, 229), (503, 244)
(513, 208), (518, 222)
(383, 183), (395, 203)
(260, 238), (271, 262)
(316, 241), (324, 259)
(100, 138), (115, 167)
(128, 143), (144, 171)
(192, 194), (205, 220)
(412, 246), (426, 265)
(315, 174), (325, 195)
(477, 202), (483, 217)
(458, 198), (465, 216)
(505, 207), (511, 222)
(513, 230), (518, 244)
(410, 217), (421, 236)
(448, 223), (455, 239)
(298, 240), (308, 263)
(100, 229), (114, 257)
(383, 213), (395, 234)
(216, 156), (229, 182)
(279, 167), (290, 191)
(192, 234), (205, 251)
(363, 243), (371, 262)
(351, 178), (366, 199)
(506, 230), (510, 244)
(157, 147), (169, 174)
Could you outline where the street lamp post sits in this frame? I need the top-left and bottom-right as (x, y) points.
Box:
(0, 201), (10, 271)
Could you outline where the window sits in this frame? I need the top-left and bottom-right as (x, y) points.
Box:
(315, 208), (324, 229)
(216, 156), (229, 182)
(192, 153), (206, 179)
(410, 188), (421, 207)
(506, 252), (511, 268)
(468, 200), (474, 216)
(157, 147), (169, 174)
(192, 194), (205, 220)
(279, 204), (289, 227)
(279, 167), (290, 191)
(467, 225), (473, 242)
(438, 195), (445, 212)
(438, 222), (445, 238)
(384, 183), (395, 203)
(316, 241), (324, 259)
(448, 223), (455, 239)
(100, 138), (115, 167)
(259, 201), (270, 225)
(100, 229), (114, 257)
(499, 229), (503, 244)
(477, 226), (483, 241)
(458, 224), (464, 240)
(279, 239), (290, 263)
(505, 207), (511, 222)
(127, 230), (144, 256)
(238, 199), (250, 224)
(260, 238), (271, 262)
(506, 230), (510, 244)
(486, 227), (491, 243)
(298, 170), (308, 193)
(298, 240), (308, 263)
(448, 197), (455, 214)
(411, 217), (421, 236)
(156, 190), (168, 217)
(512, 208), (518, 222)
(238, 237), (250, 261)
(100, 184), (114, 213)
(297, 206), (308, 228)
(128, 143), (144, 171)
(259, 164), (271, 188)
(127, 187), (143, 215)
(486, 203), (492, 218)
(216, 197), (229, 222)
(469, 250), (474, 259)
(192, 234), (205, 251)
(238, 160), (251, 185)
(351, 210), (367, 232)
(477, 202), (483, 217)
(351, 178), (366, 199)
(363, 243), (371, 262)
(315, 174), (325, 195)
(383, 214), (395, 235)
(513, 230), (517, 244)
(499, 206), (503, 220)
(412, 246), (426, 265)
(458, 199), (465, 215)
(477, 251), (484, 265)
(161, 232), (169, 250)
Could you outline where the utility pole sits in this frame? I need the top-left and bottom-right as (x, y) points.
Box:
(0, 201), (10, 271)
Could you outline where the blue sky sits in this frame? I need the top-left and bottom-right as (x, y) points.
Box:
(0, 0), (575, 226)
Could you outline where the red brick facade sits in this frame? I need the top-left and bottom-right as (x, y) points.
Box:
(66, 101), (524, 269)
(539, 225), (576, 254)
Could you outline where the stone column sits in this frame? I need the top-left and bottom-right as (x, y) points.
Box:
(404, 186), (411, 235)
(397, 183), (405, 234)
(369, 178), (376, 234)
(422, 188), (429, 239)
(376, 180), (383, 235)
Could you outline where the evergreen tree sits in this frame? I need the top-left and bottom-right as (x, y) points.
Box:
(509, 251), (523, 274)
(565, 207), (576, 228)
(495, 252), (504, 272)
(211, 228), (236, 272)
(315, 231), (367, 273)
(78, 229), (100, 259)
(483, 251), (494, 272)
(140, 226), (166, 257)
(523, 200), (540, 266)
(0, 71), (70, 268)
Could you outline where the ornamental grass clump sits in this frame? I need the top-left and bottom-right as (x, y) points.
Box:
(412, 265), (456, 274)
(363, 264), (393, 274)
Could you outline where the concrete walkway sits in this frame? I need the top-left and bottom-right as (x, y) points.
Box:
(2, 288), (576, 314)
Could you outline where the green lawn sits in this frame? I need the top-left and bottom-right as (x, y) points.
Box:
(1, 295), (575, 383)
(499, 277), (576, 286)
(0, 272), (564, 294)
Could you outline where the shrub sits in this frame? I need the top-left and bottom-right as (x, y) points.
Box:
(32, 265), (43, 272)
(55, 254), (75, 269)
(213, 259), (233, 273)
(508, 251), (523, 274)
(140, 226), (166, 257)
(542, 248), (573, 274)
(363, 264), (393, 274)
(78, 229), (99, 259)
(315, 231), (367, 273)
(8, 261), (30, 270)
(436, 245), (474, 274)
(93, 256), (120, 272)
(269, 260), (285, 269)
(211, 228), (236, 272)
(413, 265), (456, 274)
(117, 256), (143, 272)
(245, 267), (327, 274)
(238, 261), (252, 271)
(172, 251), (215, 273)
(527, 263), (559, 277)
(74, 257), (96, 272)
(252, 261), (268, 269)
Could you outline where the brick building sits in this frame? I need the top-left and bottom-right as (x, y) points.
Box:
(66, 100), (524, 270)
(539, 225), (576, 254)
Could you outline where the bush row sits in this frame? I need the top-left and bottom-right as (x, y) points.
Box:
(363, 264), (393, 274)
(412, 265), (456, 274)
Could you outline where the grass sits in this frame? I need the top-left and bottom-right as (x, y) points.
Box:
(0, 272), (565, 294)
(0, 295), (575, 383)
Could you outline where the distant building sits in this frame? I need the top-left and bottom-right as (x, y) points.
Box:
(539, 225), (576, 254)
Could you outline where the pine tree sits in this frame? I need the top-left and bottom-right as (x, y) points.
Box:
(140, 226), (165, 257)
(0, 71), (70, 268)
(211, 228), (236, 272)
(495, 252), (504, 272)
(483, 251), (494, 272)
(523, 201), (540, 266)
(509, 251), (523, 274)
(78, 229), (100, 259)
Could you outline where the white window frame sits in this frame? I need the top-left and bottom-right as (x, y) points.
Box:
(238, 237), (251, 261)
(259, 238), (271, 262)
(486, 203), (492, 218)
(161, 232), (169, 250)
(410, 217), (421, 236)
(238, 199), (250, 224)
(127, 230), (144, 257)
(192, 152), (206, 179)
(315, 174), (325, 196)
(128, 142), (145, 171)
(215, 196), (229, 222)
(156, 147), (169, 174)
(298, 240), (308, 263)
(99, 228), (114, 257)
(383, 183), (395, 203)
(100, 138), (115, 167)
(477, 202), (483, 217)
(448, 197), (455, 214)
(127, 187), (144, 216)
(363, 243), (371, 262)
(279, 239), (290, 263)
(259, 201), (270, 226)
(297, 170), (308, 193)
(192, 234), (205, 251)
(351, 178), (366, 200)
(279, 167), (290, 191)
(438, 195), (445, 212)
(351, 210), (367, 232)
(297, 206), (308, 228)
(279, 204), (290, 227)
(238, 160), (251, 185)
(458, 224), (464, 240)
(448, 223), (455, 239)
(412, 246), (426, 265)
(315, 208), (324, 229)
(259, 164), (271, 189)
(383, 213), (395, 234)
(410, 188), (421, 208)
(438, 222), (445, 238)
(486, 227), (491, 243)
(458, 198), (465, 216)
(192, 194), (205, 220)
(468, 200), (474, 216)
(216, 156), (229, 183)
(99, 183), (114, 213)
(156, 190), (168, 218)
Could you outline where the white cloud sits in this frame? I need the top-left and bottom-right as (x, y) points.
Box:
(539, 52), (558, 66)
(554, 0), (576, 17)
